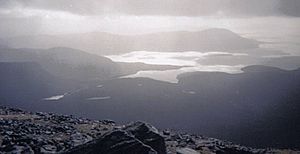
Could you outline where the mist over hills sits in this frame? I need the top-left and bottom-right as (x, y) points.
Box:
(1, 28), (259, 55)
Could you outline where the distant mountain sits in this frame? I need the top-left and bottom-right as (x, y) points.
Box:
(24, 65), (300, 149)
(0, 47), (180, 81)
(1, 28), (259, 55)
(0, 47), (120, 81)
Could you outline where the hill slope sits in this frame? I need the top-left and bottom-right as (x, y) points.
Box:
(2, 28), (259, 55)
(0, 62), (80, 108)
(31, 65), (300, 149)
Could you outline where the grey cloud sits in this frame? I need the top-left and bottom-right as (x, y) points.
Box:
(0, 15), (42, 38)
(0, 0), (300, 17)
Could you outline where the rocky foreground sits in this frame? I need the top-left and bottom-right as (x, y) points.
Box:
(0, 106), (298, 154)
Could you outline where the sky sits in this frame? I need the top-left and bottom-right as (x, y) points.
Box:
(1, 0), (300, 17)
(1, 0), (300, 37)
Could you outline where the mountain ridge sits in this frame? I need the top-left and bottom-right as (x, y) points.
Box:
(1, 28), (259, 55)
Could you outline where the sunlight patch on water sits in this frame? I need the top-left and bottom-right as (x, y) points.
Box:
(107, 51), (247, 66)
(43, 94), (66, 101)
(108, 51), (246, 83)
(122, 65), (244, 83)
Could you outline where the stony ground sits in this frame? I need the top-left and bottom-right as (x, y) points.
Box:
(0, 106), (298, 154)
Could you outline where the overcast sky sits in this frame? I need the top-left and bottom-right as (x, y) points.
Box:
(1, 0), (300, 16)
(1, 0), (300, 37)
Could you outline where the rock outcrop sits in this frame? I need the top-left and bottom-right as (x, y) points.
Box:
(124, 121), (166, 154)
(0, 106), (298, 154)
(65, 130), (157, 154)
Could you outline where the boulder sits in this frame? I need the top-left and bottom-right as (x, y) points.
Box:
(124, 121), (167, 154)
(65, 130), (157, 154)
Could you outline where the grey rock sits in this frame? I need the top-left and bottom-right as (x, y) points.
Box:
(176, 148), (199, 154)
(124, 122), (166, 154)
(41, 144), (57, 154)
(124, 121), (167, 154)
(1, 106), (298, 154)
(65, 130), (157, 154)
